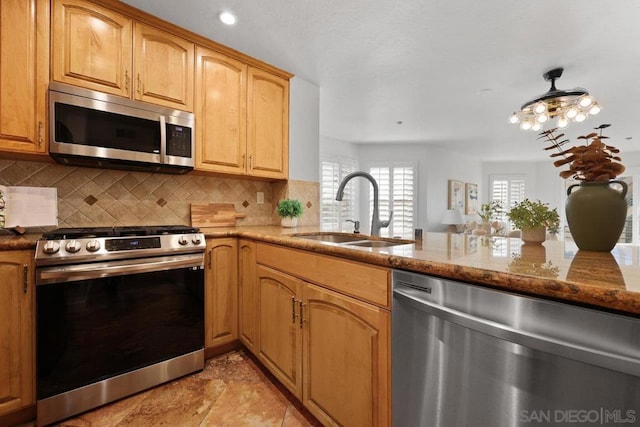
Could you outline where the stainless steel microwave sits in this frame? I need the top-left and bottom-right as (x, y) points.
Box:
(49, 82), (195, 174)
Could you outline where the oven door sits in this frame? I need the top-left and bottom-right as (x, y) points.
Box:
(36, 253), (205, 401)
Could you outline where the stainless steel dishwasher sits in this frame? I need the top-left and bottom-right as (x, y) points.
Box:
(392, 269), (640, 427)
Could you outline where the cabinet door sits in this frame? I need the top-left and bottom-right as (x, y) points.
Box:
(303, 283), (391, 427)
(0, 251), (34, 417)
(195, 46), (247, 174)
(246, 67), (289, 179)
(0, 0), (48, 154)
(204, 238), (238, 350)
(238, 240), (257, 353)
(134, 23), (194, 111)
(52, 0), (132, 97)
(256, 265), (302, 398)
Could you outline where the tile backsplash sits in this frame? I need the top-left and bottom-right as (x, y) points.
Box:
(0, 159), (319, 229)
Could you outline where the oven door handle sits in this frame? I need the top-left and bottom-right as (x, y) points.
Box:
(37, 253), (204, 285)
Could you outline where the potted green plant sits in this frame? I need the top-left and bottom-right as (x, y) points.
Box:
(477, 201), (502, 234)
(507, 199), (559, 244)
(277, 199), (303, 227)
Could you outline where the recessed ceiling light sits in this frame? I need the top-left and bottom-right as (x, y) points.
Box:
(219, 11), (237, 25)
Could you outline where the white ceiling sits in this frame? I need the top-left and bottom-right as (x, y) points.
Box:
(124, 0), (640, 161)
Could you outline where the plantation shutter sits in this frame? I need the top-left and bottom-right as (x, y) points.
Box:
(320, 156), (358, 230)
(490, 175), (526, 228)
(370, 163), (416, 238)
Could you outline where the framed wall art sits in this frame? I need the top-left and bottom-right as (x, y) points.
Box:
(448, 179), (465, 211)
(465, 183), (478, 215)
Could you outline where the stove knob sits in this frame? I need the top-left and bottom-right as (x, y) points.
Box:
(86, 239), (101, 252)
(65, 240), (82, 253)
(191, 235), (202, 245)
(43, 241), (60, 255)
(178, 235), (188, 246)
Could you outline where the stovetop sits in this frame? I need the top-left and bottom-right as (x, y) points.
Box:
(41, 225), (200, 240)
(35, 225), (205, 266)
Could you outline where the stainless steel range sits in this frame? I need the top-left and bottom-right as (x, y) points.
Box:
(35, 225), (206, 426)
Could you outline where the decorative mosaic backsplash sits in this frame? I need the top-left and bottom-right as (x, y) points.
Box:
(0, 159), (319, 230)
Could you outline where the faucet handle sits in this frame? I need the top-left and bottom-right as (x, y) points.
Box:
(380, 211), (394, 228)
(346, 219), (360, 233)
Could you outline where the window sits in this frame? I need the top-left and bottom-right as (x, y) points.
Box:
(490, 175), (525, 229)
(369, 163), (416, 238)
(320, 155), (358, 230)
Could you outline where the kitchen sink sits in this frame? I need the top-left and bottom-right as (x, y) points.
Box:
(290, 232), (413, 248)
(291, 233), (366, 243)
(345, 240), (406, 248)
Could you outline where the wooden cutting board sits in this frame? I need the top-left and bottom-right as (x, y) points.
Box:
(190, 203), (246, 227)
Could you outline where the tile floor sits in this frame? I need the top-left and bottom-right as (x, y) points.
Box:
(54, 350), (321, 427)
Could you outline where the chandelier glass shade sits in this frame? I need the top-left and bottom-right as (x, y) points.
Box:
(509, 68), (601, 132)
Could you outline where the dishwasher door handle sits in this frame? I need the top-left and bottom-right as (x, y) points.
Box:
(394, 286), (640, 377)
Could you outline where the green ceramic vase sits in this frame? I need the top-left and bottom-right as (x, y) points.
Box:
(565, 180), (628, 251)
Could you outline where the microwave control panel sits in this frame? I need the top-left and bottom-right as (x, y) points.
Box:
(166, 124), (192, 158)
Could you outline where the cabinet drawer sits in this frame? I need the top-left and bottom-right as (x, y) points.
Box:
(256, 243), (390, 308)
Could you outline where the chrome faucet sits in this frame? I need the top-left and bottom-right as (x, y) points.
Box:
(335, 171), (393, 236)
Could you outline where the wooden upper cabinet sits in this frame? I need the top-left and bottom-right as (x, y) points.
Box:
(52, 0), (132, 97)
(0, 0), (49, 154)
(247, 67), (289, 179)
(195, 50), (289, 179)
(195, 46), (247, 174)
(0, 251), (35, 418)
(133, 23), (194, 111)
(52, 0), (194, 111)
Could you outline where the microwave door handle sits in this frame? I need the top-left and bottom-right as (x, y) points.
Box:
(159, 115), (166, 164)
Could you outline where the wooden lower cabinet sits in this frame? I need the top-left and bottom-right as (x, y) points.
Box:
(0, 251), (35, 418)
(252, 243), (391, 426)
(302, 284), (390, 426)
(256, 264), (303, 397)
(238, 239), (258, 353)
(204, 238), (238, 350)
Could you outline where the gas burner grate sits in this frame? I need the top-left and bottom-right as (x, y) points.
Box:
(41, 225), (200, 240)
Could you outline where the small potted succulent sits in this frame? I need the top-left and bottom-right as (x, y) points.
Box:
(507, 199), (559, 244)
(277, 199), (303, 227)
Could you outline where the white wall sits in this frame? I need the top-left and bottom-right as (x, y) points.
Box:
(320, 135), (359, 161)
(356, 143), (482, 232)
(289, 77), (320, 182)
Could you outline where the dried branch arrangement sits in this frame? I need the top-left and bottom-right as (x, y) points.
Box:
(537, 124), (625, 181)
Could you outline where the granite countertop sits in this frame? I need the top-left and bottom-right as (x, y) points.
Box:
(202, 226), (640, 316)
(0, 232), (40, 250)
(4, 226), (640, 316)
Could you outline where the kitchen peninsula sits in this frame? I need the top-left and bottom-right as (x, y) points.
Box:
(5, 227), (640, 314)
(202, 227), (640, 316)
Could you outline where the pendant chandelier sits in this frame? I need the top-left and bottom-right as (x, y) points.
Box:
(509, 68), (601, 132)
